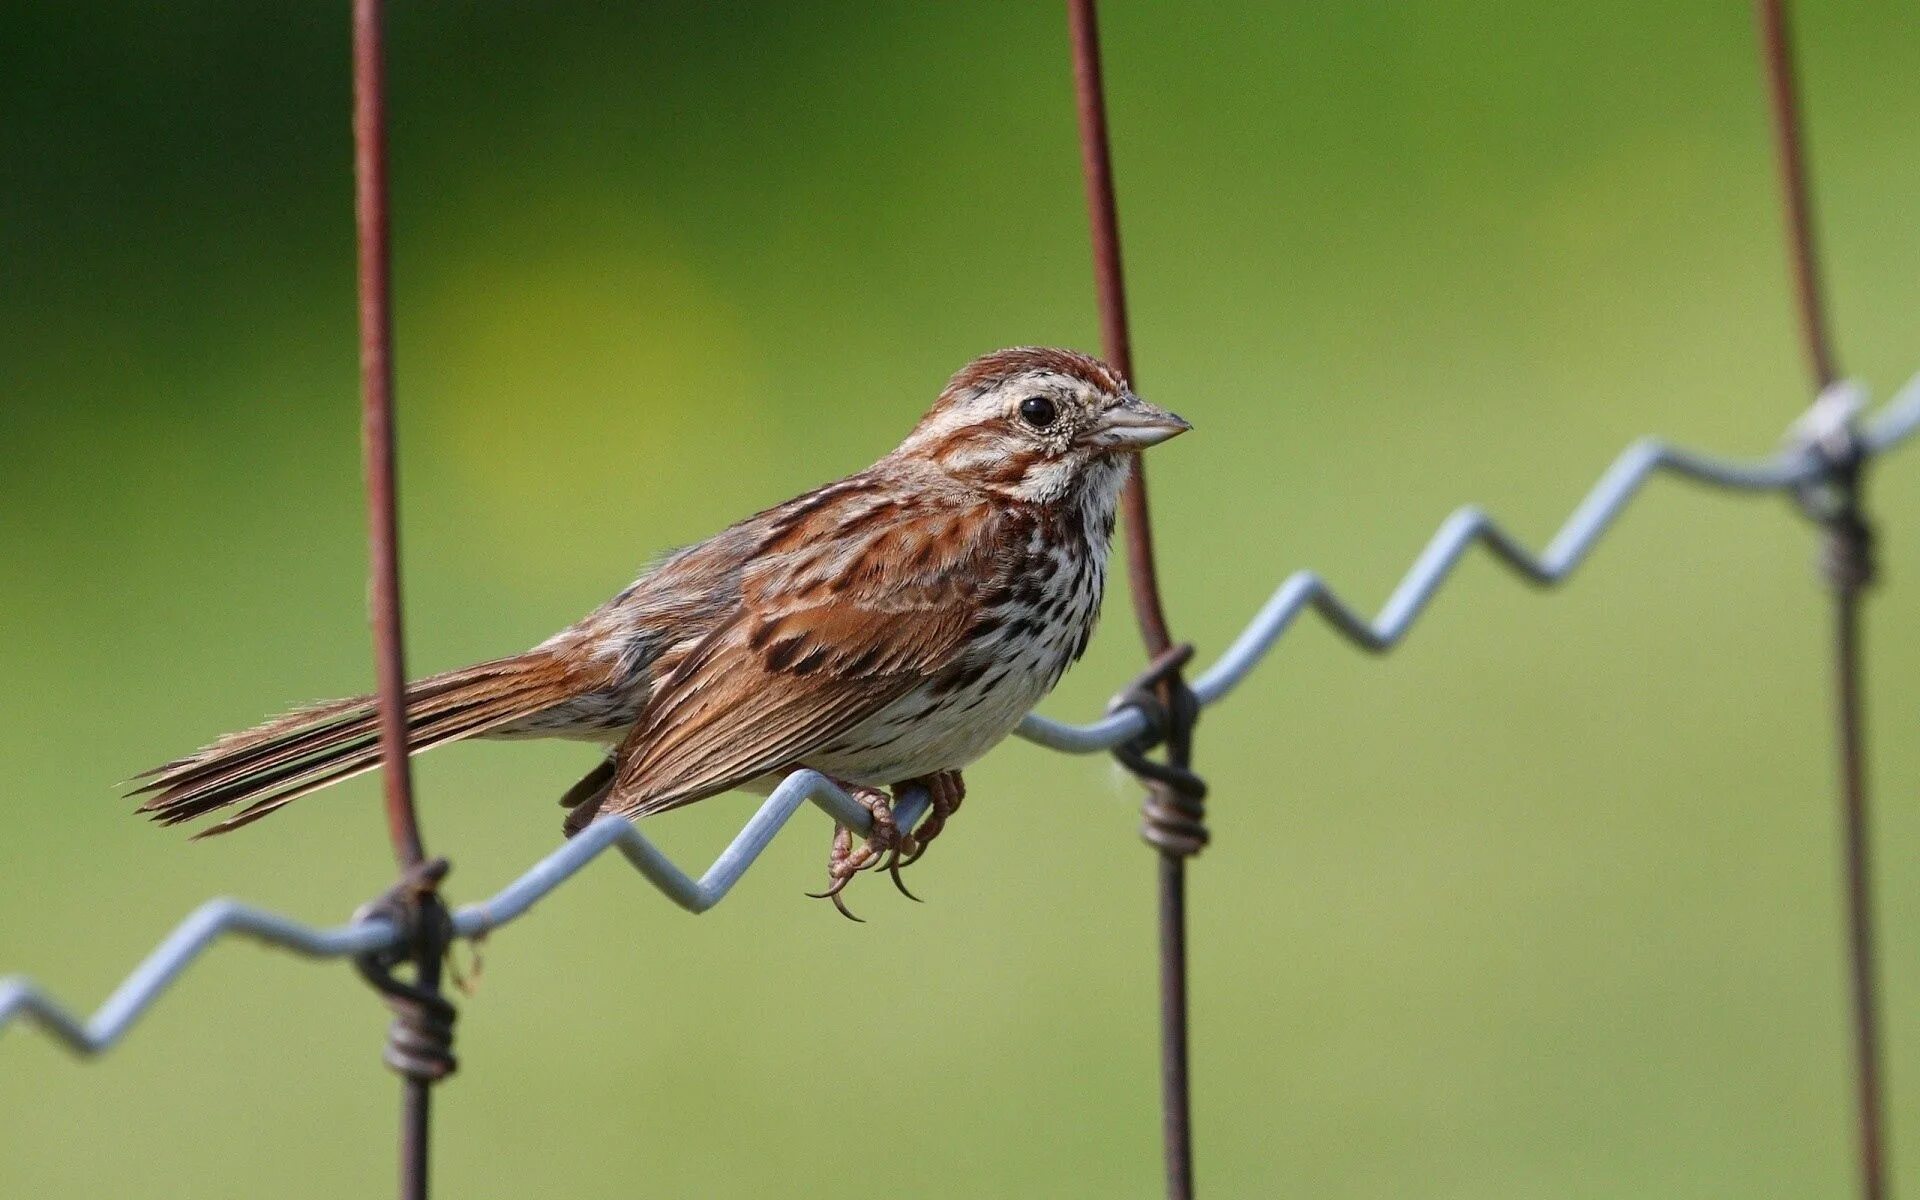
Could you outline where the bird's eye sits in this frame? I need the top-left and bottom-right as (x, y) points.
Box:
(1018, 395), (1057, 429)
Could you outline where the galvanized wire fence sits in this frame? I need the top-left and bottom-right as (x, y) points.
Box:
(0, 3), (1909, 1198)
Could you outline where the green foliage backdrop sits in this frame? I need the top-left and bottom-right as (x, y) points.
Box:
(2, 4), (1916, 1196)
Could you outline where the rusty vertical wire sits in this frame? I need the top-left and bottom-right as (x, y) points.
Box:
(1067, 3), (1199, 1198)
(1828, 529), (1886, 1200)
(1067, 0), (1169, 655)
(1756, 0), (1839, 391)
(354, 3), (446, 1199)
(1754, 4), (1887, 1199)
(353, 0), (420, 869)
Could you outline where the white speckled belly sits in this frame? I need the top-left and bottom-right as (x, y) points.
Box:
(807, 526), (1105, 786)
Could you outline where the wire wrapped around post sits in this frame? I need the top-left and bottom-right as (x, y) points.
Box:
(1110, 644), (1209, 858)
(1066, 3), (1204, 1197)
(354, 858), (458, 1083)
(1754, 3), (1888, 1198)
(353, 2), (453, 1198)
(1787, 386), (1888, 1200)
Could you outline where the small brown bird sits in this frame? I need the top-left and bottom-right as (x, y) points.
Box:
(134, 348), (1189, 914)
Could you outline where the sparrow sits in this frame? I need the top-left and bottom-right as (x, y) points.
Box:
(133, 347), (1191, 916)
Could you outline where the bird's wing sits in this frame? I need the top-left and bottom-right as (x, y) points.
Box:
(599, 476), (1023, 818)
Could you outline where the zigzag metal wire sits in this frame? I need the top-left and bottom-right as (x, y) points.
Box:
(0, 773), (927, 1055)
(4, 372), (1918, 1058)
(1016, 373), (1920, 753)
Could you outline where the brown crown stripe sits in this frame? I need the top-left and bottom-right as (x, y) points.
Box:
(944, 346), (1125, 397)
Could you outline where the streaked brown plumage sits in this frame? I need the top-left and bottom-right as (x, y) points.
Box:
(133, 348), (1190, 909)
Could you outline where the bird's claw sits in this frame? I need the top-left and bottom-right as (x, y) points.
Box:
(895, 770), (965, 871)
(803, 827), (867, 921)
(809, 785), (916, 921)
(807, 772), (964, 918)
(885, 848), (922, 902)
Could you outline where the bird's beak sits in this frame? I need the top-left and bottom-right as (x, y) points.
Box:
(1093, 395), (1192, 450)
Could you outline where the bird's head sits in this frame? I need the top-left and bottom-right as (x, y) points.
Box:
(894, 347), (1190, 506)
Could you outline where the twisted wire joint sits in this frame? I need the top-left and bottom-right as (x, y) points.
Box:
(1789, 382), (1877, 592)
(352, 857), (457, 1083)
(1110, 644), (1210, 857)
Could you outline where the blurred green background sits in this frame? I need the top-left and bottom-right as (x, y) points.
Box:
(3, 3), (1917, 1196)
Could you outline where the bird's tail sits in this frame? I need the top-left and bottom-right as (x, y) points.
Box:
(132, 650), (586, 837)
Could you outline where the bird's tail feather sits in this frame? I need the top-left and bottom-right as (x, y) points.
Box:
(132, 651), (581, 837)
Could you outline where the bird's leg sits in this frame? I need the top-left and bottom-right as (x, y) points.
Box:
(556, 754), (618, 837)
(806, 780), (918, 921)
(893, 770), (965, 872)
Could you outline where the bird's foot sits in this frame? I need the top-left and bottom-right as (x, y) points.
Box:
(893, 770), (964, 872)
(807, 782), (918, 922)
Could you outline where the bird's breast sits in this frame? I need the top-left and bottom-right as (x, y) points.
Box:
(809, 526), (1107, 785)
